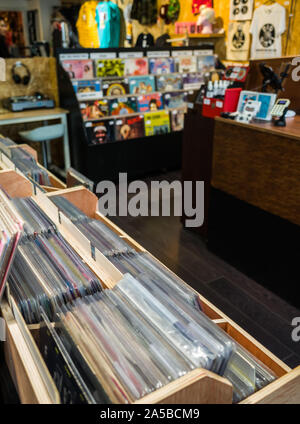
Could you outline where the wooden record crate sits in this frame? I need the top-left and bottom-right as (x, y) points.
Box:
(0, 143), (66, 192)
(0, 170), (299, 404)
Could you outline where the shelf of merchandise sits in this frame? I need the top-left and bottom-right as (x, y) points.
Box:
(0, 168), (299, 404)
(56, 46), (214, 183)
(171, 33), (225, 39)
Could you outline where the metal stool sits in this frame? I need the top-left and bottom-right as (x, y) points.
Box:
(19, 123), (64, 169)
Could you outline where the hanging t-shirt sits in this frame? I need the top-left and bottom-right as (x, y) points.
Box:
(227, 21), (251, 61)
(250, 3), (286, 60)
(76, 1), (100, 48)
(131, 0), (158, 26)
(135, 33), (155, 49)
(95, 1), (121, 48)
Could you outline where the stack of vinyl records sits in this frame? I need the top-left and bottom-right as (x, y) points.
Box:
(8, 197), (103, 323)
(0, 137), (51, 186)
(51, 195), (135, 256)
(7, 195), (277, 403)
(0, 188), (23, 300)
(50, 196), (202, 310)
(37, 273), (276, 404)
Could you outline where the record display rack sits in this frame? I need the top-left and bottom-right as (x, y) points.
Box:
(55, 46), (215, 183)
(0, 169), (300, 404)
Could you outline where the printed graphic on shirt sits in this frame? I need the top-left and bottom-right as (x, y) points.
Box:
(227, 21), (250, 61)
(233, 28), (245, 49)
(259, 24), (275, 48)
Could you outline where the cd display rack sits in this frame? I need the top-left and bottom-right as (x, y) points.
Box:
(0, 168), (300, 404)
(56, 46), (215, 183)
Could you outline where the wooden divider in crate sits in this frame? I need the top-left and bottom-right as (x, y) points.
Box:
(0, 170), (299, 404)
(0, 143), (66, 192)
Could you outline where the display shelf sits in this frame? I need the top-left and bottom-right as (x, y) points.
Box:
(171, 33), (225, 39)
(56, 46), (214, 182)
(82, 107), (187, 124)
(1, 169), (299, 405)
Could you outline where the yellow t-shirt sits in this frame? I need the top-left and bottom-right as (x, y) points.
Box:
(76, 1), (100, 48)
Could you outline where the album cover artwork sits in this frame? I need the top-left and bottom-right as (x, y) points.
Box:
(163, 92), (187, 109)
(85, 120), (116, 145)
(137, 93), (163, 113)
(80, 100), (109, 121)
(149, 58), (176, 75)
(109, 97), (138, 116)
(144, 111), (171, 136)
(102, 78), (130, 96)
(129, 76), (156, 95)
(72, 80), (102, 100)
(96, 59), (125, 77)
(177, 56), (197, 73)
(115, 115), (145, 141)
(156, 74), (183, 92)
(61, 60), (94, 79)
(125, 58), (149, 76)
(197, 55), (216, 73)
(182, 73), (204, 90)
(170, 108), (186, 132)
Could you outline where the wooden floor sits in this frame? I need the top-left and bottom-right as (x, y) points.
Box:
(110, 171), (300, 369)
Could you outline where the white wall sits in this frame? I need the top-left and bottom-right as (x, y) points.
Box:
(0, 0), (61, 44)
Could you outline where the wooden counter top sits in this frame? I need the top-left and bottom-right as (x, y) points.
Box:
(215, 115), (300, 142)
(0, 108), (69, 122)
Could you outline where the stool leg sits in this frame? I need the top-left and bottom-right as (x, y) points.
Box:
(42, 141), (48, 169)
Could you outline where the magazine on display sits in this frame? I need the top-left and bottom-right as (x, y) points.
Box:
(177, 56), (197, 73)
(85, 120), (116, 145)
(72, 80), (102, 100)
(197, 55), (216, 73)
(170, 108), (186, 132)
(96, 59), (125, 77)
(137, 93), (164, 113)
(102, 78), (130, 96)
(149, 58), (176, 75)
(144, 111), (171, 136)
(80, 100), (110, 121)
(182, 73), (204, 90)
(129, 76), (156, 95)
(125, 58), (149, 76)
(115, 115), (145, 140)
(61, 60), (94, 79)
(156, 74), (183, 92)
(163, 91), (188, 109)
(109, 97), (138, 116)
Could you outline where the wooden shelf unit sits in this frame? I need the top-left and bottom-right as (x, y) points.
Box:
(0, 170), (299, 404)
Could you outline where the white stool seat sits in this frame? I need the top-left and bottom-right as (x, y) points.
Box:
(19, 124), (65, 169)
(19, 124), (64, 142)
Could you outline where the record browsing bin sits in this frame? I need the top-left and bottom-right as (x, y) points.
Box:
(0, 144), (66, 192)
(0, 170), (300, 404)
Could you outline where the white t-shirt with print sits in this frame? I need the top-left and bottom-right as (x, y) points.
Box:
(250, 3), (286, 59)
(227, 21), (251, 61)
